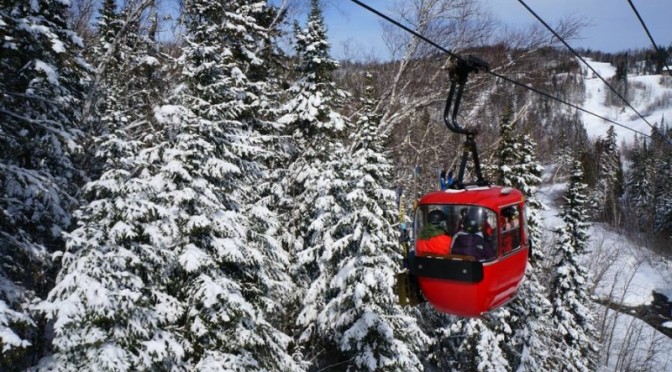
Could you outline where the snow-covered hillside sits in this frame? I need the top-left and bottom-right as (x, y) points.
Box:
(581, 58), (672, 144)
(539, 173), (672, 371)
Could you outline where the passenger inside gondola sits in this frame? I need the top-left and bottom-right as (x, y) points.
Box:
(450, 207), (496, 261)
(500, 206), (521, 254)
(416, 210), (452, 256)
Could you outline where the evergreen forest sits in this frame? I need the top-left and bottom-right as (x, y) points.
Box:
(1, 0), (671, 370)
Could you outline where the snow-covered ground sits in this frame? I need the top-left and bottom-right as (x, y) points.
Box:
(597, 308), (672, 371)
(538, 174), (672, 371)
(580, 58), (672, 144)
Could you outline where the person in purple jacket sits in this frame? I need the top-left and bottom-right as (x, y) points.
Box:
(450, 207), (496, 261)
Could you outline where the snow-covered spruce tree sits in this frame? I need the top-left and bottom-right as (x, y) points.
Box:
(37, 6), (186, 371)
(590, 126), (623, 225)
(646, 122), (670, 232)
(78, 0), (155, 135)
(512, 133), (545, 257)
(495, 105), (520, 187)
(85, 0), (163, 177)
(486, 111), (548, 370)
(506, 264), (556, 371)
(653, 146), (672, 233)
(312, 73), (428, 370)
(0, 0), (86, 366)
(37, 130), (189, 370)
(451, 318), (510, 372)
(560, 160), (591, 255)
(89, 0), (122, 63)
(553, 123), (575, 182)
(501, 134), (554, 369)
(278, 0), (353, 367)
(252, 16), (298, 337)
(238, 3), (299, 337)
(493, 110), (545, 251)
(503, 135), (557, 369)
(86, 0), (122, 142)
(161, 0), (299, 369)
(651, 122), (672, 233)
(549, 159), (597, 371)
(625, 136), (655, 230)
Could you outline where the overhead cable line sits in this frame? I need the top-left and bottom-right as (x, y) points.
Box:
(626, 0), (672, 76)
(349, 0), (652, 139)
(517, 0), (660, 138)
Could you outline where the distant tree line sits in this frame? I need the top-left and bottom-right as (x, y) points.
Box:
(580, 46), (672, 76)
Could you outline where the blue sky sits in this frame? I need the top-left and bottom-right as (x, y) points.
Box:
(319, 0), (672, 60)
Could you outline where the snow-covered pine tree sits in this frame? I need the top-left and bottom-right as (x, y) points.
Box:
(553, 123), (575, 182)
(625, 135), (655, 230)
(649, 121), (672, 233)
(237, 3), (298, 335)
(38, 131), (189, 370)
(162, 0), (299, 369)
(0, 0), (86, 367)
(507, 264), (556, 371)
(86, 0), (123, 145)
(495, 105), (520, 187)
(501, 134), (554, 368)
(549, 159), (597, 371)
(278, 0), (352, 367)
(311, 73), (428, 371)
(37, 4), (187, 370)
(591, 126), (623, 225)
(78, 0), (155, 134)
(560, 160), (591, 255)
(90, 0), (122, 63)
(512, 133), (545, 257)
(653, 144), (672, 233)
(493, 109), (545, 252)
(86, 0), (162, 177)
(451, 318), (510, 372)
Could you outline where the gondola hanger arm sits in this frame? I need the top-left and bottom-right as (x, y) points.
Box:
(443, 55), (490, 136)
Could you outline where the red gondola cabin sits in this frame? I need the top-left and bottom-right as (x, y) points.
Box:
(408, 186), (529, 317)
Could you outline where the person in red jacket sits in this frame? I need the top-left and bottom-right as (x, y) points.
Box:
(416, 210), (452, 256)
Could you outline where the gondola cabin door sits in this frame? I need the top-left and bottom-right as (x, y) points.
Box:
(407, 186), (528, 317)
